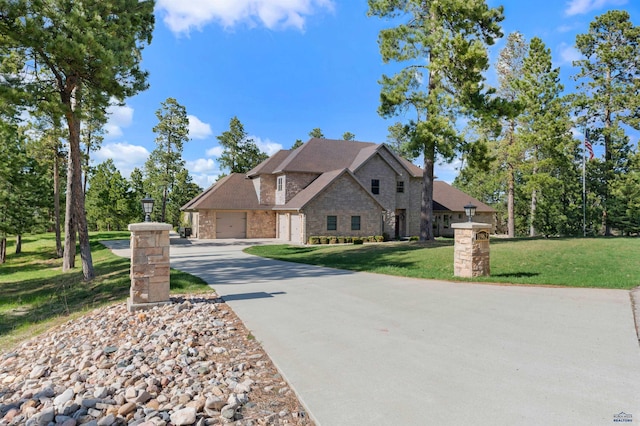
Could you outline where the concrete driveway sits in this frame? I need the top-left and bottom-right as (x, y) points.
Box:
(104, 237), (640, 425)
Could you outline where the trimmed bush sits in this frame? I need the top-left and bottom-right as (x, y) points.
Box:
(353, 238), (364, 245)
(308, 236), (320, 245)
(320, 236), (329, 244)
(337, 237), (345, 244)
(409, 236), (419, 241)
(329, 237), (338, 244)
(375, 235), (384, 242)
(345, 236), (352, 243)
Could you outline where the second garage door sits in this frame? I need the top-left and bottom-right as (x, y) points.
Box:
(216, 212), (247, 238)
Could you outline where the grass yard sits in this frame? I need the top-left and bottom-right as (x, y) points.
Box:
(245, 237), (640, 289)
(0, 232), (212, 351)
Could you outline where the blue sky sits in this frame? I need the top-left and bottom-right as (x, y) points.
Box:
(93, 0), (639, 187)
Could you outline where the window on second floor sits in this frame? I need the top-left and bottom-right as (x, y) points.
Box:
(371, 179), (380, 195)
(327, 215), (337, 231)
(396, 181), (404, 193)
(351, 216), (361, 231)
(277, 176), (283, 191)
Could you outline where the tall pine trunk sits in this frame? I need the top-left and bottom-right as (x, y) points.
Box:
(529, 153), (538, 237)
(507, 165), (515, 237)
(15, 235), (21, 254)
(0, 237), (5, 264)
(54, 150), (62, 258)
(62, 80), (95, 280)
(420, 142), (435, 241)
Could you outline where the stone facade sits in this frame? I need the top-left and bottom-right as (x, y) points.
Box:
(304, 175), (383, 237)
(197, 210), (216, 239)
(247, 210), (276, 238)
(451, 222), (491, 278)
(127, 223), (172, 312)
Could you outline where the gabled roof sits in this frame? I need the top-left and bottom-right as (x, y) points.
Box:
(433, 181), (494, 212)
(273, 168), (385, 212)
(273, 138), (378, 174)
(181, 173), (269, 211)
(246, 149), (292, 178)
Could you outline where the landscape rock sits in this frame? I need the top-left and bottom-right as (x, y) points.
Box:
(0, 295), (312, 425)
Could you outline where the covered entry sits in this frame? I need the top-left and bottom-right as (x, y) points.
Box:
(216, 212), (247, 238)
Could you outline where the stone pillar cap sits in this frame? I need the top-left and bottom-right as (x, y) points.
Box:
(451, 222), (492, 230)
(128, 222), (173, 232)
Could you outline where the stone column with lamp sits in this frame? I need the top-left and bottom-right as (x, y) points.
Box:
(127, 196), (172, 312)
(451, 203), (491, 278)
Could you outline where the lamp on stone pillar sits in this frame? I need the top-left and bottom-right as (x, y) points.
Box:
(141, 195), (154, 222)
(464, 203), (477, 222)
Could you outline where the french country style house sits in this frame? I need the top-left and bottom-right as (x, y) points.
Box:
(181, 138), (494, 243)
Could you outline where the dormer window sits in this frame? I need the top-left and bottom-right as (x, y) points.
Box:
(277, 176), (283, 191)
(371, 179), (380, 195)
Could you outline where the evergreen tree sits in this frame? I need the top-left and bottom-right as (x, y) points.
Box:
(147, 98), (190, 223)
(0, 0), (155, 280)
(308, 128), (324, 138)
(368, 0), (504, 240)
(217, 117), (268, 174)
(386, 122), (413, 159)
(291, 139), (304, 149)
(573, 10), (640, 235)
(342, 132), (356, 141)
(517, 37), (576, 236)
(85, 159), (133, 231)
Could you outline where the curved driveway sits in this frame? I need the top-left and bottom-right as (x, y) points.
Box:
(105, 237), (640, 425)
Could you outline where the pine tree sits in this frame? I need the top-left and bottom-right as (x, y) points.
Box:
(573, 10), (640, 235)
(147, 98), (190, 223)
(368, 0), (504, 240)
(0, 0), (155, 280)
(217, 117), (268, 174)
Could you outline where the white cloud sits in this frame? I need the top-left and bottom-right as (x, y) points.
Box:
(564, 0), (627, 16)
(250, 136), (283, 156)
(94, 142), (150, 177)
(188, 115), (213, 139)
(105, 101), (134, 139)
(156, 0), (334, 34)
(187, 158), (218, 174)
(186, 158), (223, 189)
(206, 145), (224, 157)
(558, 43), (582, 64)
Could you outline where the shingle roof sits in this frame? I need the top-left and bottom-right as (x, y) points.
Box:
(273, 169), (385, 211)
(246, 149), (292, 178)
(433, 181), (494, 212)
(273, 138), (378, 173)
(181, 173), (269, 211)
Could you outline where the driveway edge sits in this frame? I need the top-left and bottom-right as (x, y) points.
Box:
(630, 286), (640, 346)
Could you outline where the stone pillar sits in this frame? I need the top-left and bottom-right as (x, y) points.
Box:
(451, 222), (491, 278)
(127, 222), (172, 312)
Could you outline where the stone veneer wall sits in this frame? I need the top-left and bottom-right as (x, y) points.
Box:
(451, 222), (491, 278)
(260, 175), (277, 205)
(247, 210), (276, 238)
(282, 173), (319, 204)
(197, 210), (216, 239)
(128, 223), (172, 311)
(304, 175), (382, 237)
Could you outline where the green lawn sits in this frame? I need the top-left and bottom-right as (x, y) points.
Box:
(245, 237), (640, 289)
(0, 232), (212, 352)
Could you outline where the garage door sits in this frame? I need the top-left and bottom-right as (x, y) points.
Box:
(216, 212), (247, 238)
(290, 214), (302, 244)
